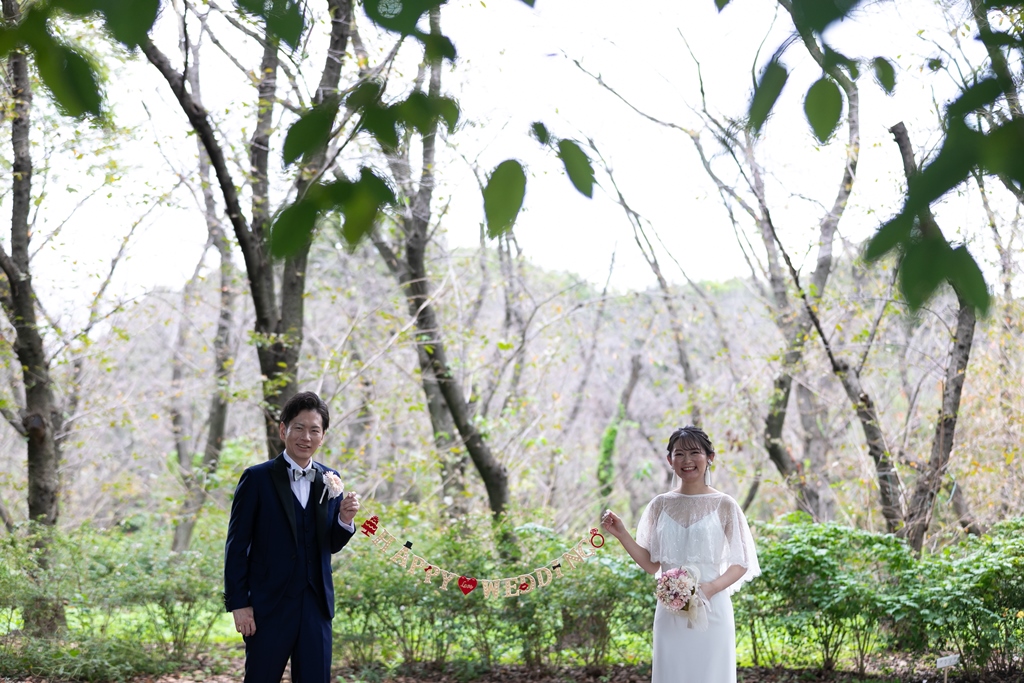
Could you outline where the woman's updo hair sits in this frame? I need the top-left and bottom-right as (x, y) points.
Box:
(666, 426), (715, 457)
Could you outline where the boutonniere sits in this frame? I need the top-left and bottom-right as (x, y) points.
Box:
(319, 472), (344, 504)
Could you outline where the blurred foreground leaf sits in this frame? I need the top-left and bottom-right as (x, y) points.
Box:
(484, 160), (526, 238)
(749, 60), (788, 133)
(557, 139), (595, 198)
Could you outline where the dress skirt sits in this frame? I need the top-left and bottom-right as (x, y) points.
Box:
(652, 589), (736, 683)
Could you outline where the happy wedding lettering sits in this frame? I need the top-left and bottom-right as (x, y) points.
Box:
(359, 515), (606, 598)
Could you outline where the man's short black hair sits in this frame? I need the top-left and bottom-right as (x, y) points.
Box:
(280, 391), (330, 431)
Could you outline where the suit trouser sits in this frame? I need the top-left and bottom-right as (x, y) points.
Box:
(243, 586), (331, 683)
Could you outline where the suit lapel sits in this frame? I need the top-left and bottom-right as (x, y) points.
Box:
(312, 463), (328, 546)
(272, 454), (298, 546)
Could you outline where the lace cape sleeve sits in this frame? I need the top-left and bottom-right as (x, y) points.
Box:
(719, 495), (761, 594)
(635, 495), (663, 560)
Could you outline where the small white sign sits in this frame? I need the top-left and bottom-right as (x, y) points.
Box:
(937, 654), (961, 668)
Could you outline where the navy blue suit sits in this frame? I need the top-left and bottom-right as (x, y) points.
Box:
(225, 454), (354, 683)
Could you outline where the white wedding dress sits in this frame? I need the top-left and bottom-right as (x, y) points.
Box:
(636, 491), (760, 683)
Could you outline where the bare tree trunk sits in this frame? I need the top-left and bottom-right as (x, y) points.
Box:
(169, 19), (238, 552)
(756, 173), (906, 532)
(342, 341), (376, 458)
(947, 478), (984, 538)
(416, 345), (467, 518)
(834, 361), (905, 532)
(796, 383), (835, 522)
(142, 0), (353, 460)
(0, 491), (14, 533)
(374, 9), (509, 517)
(902, 294), (977, 552)
(0, 0), (65, 633)
(885, 122), (979, 551)
(170, 233), (236, 552)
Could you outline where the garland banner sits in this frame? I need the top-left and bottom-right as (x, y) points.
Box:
(359, 515), (606, 599)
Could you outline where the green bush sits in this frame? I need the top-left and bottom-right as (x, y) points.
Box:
(907, 518), (1024, 676)
(736, 517), (1024, 677)
(1, 504), (1021, 680)
(0, 521), (223, 680)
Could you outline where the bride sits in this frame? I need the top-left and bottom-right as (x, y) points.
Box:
(601, 426), (759, 682)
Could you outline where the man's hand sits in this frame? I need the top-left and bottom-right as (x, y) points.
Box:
(233, 606), (256, 637)
(339, 491), (361, 526)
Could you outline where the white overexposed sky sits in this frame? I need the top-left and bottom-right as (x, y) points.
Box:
(23, 0), (1015, 321)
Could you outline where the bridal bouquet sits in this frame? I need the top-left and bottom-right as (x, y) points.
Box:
(655, 566), (710, 630)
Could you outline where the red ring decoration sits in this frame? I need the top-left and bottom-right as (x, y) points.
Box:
(589, 527), (605, 548)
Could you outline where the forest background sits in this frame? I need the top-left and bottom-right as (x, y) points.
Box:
(1, 0), (1023, 680)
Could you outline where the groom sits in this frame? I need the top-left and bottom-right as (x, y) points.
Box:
(224, 391), (360, 683)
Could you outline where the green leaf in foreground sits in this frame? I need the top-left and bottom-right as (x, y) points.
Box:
(749, 60), (788, 134)
(270, 200), (319, 257)
(948, 246), (990, 315)
(557, 139), (595, 198)
(36, 44), (102, 118)
(266, 0), (304, 50)
(531, 121), (551, 146)
(898, 237), (948, 310)
(804, 77), (843, 143)
(99, 0), (160, 48)
(338, 169), (396, 246)
(483, 160), (526, 239)
(282, 97), (340, 165)
(364, 0), (438, 35)
(419, 31), (457, 62)
(872, 57), (896, 94)
(865, 213), (912, 262)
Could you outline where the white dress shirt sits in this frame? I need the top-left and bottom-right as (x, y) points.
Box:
(283, 451), (355, 532)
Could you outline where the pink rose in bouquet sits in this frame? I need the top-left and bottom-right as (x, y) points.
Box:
(655, 565), (710, 630)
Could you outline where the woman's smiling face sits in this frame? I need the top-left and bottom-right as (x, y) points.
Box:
(667, 442), (711, 482)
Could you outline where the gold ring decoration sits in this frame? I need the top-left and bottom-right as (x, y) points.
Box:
(589, 527), (605, 548)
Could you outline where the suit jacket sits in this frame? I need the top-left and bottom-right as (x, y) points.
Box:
(224, 454), (354, 619)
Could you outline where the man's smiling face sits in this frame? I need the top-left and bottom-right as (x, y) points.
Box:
(280, 409), (324, 467)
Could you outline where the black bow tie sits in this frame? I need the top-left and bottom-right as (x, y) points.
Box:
(291, 468), (316, 483)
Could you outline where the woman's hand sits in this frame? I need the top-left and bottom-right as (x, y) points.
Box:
(699, 581), (718, 600)
(601, 509), (627, 539)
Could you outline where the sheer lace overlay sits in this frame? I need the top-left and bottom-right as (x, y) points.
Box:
(636, 491), (760, 595)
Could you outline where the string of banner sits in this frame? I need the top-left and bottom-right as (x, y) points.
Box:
(359, 515), (606, 599)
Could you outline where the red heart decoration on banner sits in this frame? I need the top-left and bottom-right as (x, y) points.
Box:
(458, 576), (477, 595)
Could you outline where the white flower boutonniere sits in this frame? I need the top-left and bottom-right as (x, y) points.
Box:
(319, 472), (344, 505)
